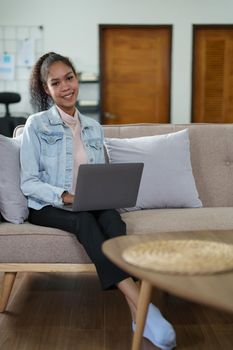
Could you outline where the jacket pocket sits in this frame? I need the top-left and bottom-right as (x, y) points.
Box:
(40, 132), (63, 157)
(88, 138), (103, 150)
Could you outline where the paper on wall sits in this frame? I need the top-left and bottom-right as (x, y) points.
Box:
(0, 53), (15, 80)
(17, 38), (35, 67)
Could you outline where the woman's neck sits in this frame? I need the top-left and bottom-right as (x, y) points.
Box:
(57, 105), (76, 117)
(56, 105), (77, 119)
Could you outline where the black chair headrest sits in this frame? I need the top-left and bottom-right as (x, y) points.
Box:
(0, 92), (21, 104)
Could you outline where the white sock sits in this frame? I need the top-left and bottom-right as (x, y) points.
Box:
(132, 303), (176, 350)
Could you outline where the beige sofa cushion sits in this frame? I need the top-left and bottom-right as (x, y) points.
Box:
(122, 207), (233, 234)
(1, 207), (233, 263)
(0, 222), (91, 263)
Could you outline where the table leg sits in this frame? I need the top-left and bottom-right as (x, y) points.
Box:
(0, 272), (17, 312)
(132, 280), (153, 350)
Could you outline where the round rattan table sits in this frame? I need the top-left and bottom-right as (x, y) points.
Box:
(102, 230), (233, 350)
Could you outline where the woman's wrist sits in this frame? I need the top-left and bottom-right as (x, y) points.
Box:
(61, 191), (74, 204)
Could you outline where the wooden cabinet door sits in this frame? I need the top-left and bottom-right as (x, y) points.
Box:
(100, 26), (172, 124)
(192, 26), (233, 123)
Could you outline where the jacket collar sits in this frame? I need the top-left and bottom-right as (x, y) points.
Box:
(48, 105), (64, 125)
(48, 105), (93, 130)
(78, 112), (94, 130)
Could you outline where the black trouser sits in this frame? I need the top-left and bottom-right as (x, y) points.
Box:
(29, 206), (130, 290)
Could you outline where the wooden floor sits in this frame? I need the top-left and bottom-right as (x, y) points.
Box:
(0, 272), (233, 350)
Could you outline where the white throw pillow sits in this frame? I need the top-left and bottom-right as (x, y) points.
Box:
(0, 135), (29, 223)
(105, 129), (202, 210)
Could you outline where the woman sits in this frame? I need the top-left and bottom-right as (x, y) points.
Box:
(20, 52), (176, 350)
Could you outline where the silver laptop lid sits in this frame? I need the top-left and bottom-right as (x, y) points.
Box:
(72, 163), (144, 211)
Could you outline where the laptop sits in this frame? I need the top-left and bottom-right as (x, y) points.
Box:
(63, 162), (144, 212)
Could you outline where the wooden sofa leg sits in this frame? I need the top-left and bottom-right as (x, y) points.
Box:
(0, 272), (17, 312)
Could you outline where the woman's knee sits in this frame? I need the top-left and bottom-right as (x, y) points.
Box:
(98, 209), (121, 222)
(98, 209), (126, 236)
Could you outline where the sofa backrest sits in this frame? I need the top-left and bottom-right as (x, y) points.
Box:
(103, 123), (233, 208)
(15, 123), (233, 208)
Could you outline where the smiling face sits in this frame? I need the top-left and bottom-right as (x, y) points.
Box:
(44, 60), (78, 116)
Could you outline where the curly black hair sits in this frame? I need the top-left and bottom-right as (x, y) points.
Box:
(29, 52), (77, 112)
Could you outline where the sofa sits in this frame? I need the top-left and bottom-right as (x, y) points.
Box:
(1, 123), (233, 313)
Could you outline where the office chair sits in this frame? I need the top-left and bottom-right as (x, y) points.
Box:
(0, 92), (27, 137)
(0, 92), (21, 117)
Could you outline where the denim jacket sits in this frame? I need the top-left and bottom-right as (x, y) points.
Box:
(20, 105), (105, 210)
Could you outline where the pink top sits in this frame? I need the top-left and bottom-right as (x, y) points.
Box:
(56, 106), (87, 194)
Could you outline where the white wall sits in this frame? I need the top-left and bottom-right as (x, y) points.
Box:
(0, 0), (232, 122)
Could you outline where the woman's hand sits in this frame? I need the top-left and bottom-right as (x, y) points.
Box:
(61, 191), (74, 204)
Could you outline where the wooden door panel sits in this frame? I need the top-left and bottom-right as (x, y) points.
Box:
(192, 26), (233, 123)
(100, 26), (172, 124)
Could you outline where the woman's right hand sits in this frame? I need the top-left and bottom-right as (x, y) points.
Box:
(61, 191), (75, 204)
